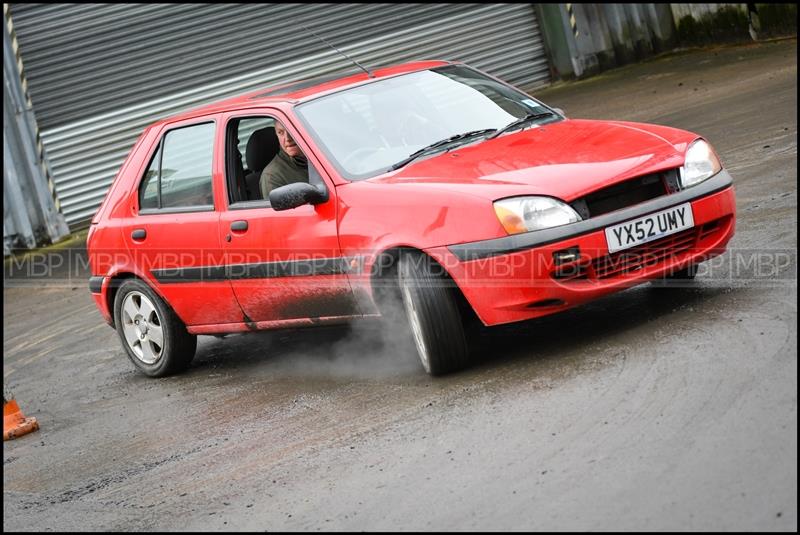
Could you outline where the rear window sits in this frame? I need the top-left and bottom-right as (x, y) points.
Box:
(138, 122), (215, 211)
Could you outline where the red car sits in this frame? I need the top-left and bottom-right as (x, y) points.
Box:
(87, 61), (736, 377)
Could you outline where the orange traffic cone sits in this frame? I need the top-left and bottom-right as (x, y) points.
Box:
(4, 398), (39, 440)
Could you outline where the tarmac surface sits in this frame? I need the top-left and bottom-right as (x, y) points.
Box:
(3, 39), (797, 531)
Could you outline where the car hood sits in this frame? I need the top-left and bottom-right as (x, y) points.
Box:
(365, 119), (692, 201)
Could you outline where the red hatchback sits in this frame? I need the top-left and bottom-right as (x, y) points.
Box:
(87, 61), (736, 377)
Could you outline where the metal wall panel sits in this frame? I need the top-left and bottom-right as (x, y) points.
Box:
(4, 9), (69, 253)
(9, 3), (551, 229)
(669, 3), (746, 22)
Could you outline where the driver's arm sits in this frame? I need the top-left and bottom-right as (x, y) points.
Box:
(259, 166), (288, 200)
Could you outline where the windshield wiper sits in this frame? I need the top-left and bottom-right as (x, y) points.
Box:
(487, 111), (556, 139)
(390, 128), (497, 170)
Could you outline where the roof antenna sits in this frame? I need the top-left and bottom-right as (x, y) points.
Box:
(300, 23), (375, 79)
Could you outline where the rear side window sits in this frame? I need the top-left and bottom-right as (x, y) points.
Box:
(139, 144), (161, 210)
(138, 122), (215, 211)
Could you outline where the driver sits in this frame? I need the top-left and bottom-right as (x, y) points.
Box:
(260, 120), (310, 199)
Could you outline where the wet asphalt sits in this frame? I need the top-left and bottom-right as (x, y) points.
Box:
(3, 39), (797, 531)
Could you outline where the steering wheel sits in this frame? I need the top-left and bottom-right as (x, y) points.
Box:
(398, 111), (448, 146)
(341, 147), (379, 172)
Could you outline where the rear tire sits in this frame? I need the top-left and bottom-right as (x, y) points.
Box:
(113, 278), (197, 377)
(397, 252), (470, 375)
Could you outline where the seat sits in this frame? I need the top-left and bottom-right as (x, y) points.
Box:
(244, 127), (279, 200)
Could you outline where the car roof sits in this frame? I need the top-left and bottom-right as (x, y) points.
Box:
(160, 60), (453, 125)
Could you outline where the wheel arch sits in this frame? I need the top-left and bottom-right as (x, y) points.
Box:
(106, 272), (177, 328)
(369, 246), (477, 322)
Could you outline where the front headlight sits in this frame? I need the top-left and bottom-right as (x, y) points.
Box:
(680, 139), (722, 188)
(493, 196), (582, 235)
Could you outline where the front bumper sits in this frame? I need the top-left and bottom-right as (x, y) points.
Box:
(427, 171), (737, 326)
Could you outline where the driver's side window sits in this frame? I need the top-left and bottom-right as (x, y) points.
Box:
(226, 116), (276, 205)
(225, 116), (324, 208)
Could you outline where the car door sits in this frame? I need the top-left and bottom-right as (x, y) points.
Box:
(122, 118), (244, 327)
(218, 110), (360, 324)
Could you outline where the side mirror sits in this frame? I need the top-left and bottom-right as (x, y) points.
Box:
(553, 107), (565, 117)
(269, 182), (329, 211)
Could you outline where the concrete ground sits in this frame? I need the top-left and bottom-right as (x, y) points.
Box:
(3, 39), (797, 531)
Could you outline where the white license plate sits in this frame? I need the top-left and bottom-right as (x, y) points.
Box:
(605, 203), (694, 253)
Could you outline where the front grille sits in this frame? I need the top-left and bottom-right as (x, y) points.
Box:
(553, 219), (723, 283)
(570, 169), (678, 219)
(592, 228), (696, 279)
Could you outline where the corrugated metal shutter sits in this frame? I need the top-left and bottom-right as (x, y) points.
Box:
(10, 3), (551, 230)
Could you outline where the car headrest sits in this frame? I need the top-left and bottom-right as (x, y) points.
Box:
(246, 126), (279, 173)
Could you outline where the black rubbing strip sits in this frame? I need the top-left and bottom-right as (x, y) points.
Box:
(150, 265), (229, 283)
(89, 276), (104, 294)
(151, 257), (358, 283)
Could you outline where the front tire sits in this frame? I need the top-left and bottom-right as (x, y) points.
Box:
(667, 264), (698, 279)
(652, 263), (698, 287)
(397, 253), (470, 375)
(113, 278), (197, 377)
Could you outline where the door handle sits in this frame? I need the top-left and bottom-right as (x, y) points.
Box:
(230, 220), (248, 232)
(131, 229), (146, 240)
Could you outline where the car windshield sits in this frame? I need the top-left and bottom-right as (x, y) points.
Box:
(294, 65), (560, 180)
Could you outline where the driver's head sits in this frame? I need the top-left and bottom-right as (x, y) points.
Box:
(275, 121), (302, 158)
